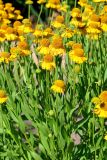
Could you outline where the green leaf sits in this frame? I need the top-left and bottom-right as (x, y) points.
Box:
(104, 68), (107, 82)
(18, 116), (25, 133)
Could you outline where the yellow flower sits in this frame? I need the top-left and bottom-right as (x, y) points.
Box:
(24, 26), (33, 33)
(58, 2), (69, 12)
(18, 36), (25, 41)
(25, 0), (33, 5)
(8, 13), (15, 19)
(100, 15), (107, 32)
(93, 104), (107, 118)
(86, 24), (101, 34)
(92, 91), (107, 118)
(14, 10), (23, 19)
(42, 27), (53, 37)
(5, 27), (17, 41)
(22, 18), (31, 25)
(37, 0), (46, 4)
(10, 47), (19, 60)
(71, 8), (81, 18)
(92, 91), (107, 104)
(16, 14), (23, 20)
(61, 28), (74, 38)
(101, 5), (107, 15)
(14, 10), (21, 15)
(72, 43), (83, 49)
(91, 97), (100, 104)
(46, 0), (60, 9)
(41, 54), (55, 70)
(104, 134), (107, 140)
(69, 48), (87, 64)
(37, 38), (50, 55)
(4, 3), (15, 12)
(51, 80), (65, 93)
(0, 0), (3, 4)
(87, 14), (100, 27)
(0, 90), (8, 104)
(51, 15), (65, 28)
(93, 0), (107, 2)
(78, 0), (87, 7)
(0, 29), (6, 42)
(20, 50), (31, 56)
(66, 41), (75, 48)
(49, 36), (65, 56)
(99, 91), (107, 103)
(33, 29), (43, 38)
(82, 8), (93, 22)
(0, 52), (10, 63)
(70, 18), (85, 28)
(0, 51), (17, 63)
(18, 41), (31, 56)
(86, 18), (101, 39)
(13, 21), (22, 28)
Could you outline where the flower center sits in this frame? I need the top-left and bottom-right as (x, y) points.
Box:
(44, 54), (53, 62)
(49, 0), (60, 4)
(74, 48), (84, 57)
(40, 38), (50, 47)
(51, 37), (63, 49)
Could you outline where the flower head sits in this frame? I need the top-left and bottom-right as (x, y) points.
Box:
(46, 0), (60, 9)
(41, 54), (55, 70)
(37, 0), (46, 4)
(51, 15), (65, 28)
(37, 38), (50, 55)
(0, 90), (8, 104)
(69, 48), (87, 64)
(104, 134), (107, 140)
(25, 0), (33, 5)
(71, 8), (81, 18)
(92, 91), (107, 118)
(51, 80), (65, 93)
(49, 36), (65, 56)
(17, 41), (31, 56)
(78, 0), (87, 7)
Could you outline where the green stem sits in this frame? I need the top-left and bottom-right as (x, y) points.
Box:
(74, 0), (77, 7)
(99, 118), (104, 159)
(92, 113), (97, 160)
(37, 5), (43, 25)
(28, 4), (31, 19)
